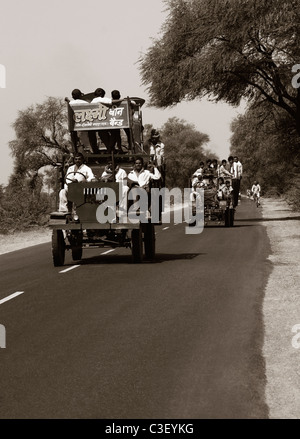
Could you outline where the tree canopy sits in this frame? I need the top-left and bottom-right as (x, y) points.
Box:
(230, 99), (300, 197)
(157, 117), (212, 188)
(0, 97), (70, 233)
(140, 0), (300, 135)
(9, 96), (71, 179)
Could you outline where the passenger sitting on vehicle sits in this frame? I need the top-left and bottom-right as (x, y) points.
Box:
(59, 153), (96, 212)
(101, 161), (129, 213)
(217, 177), (226, 199)
(206, 175), (217, 189)
(203, 159), (213, 174)
(190, 175), (205, 202)
(218, 159), (232, 178)
(127, 156), (161, 192)
(211, 159), (219, 174)
(192, 174), (205, 189)
(127, 157), (161, 214)
(192, 161), (205, 177)
(222, 180), (234, 205)
(101, 161), (127, 184)
(204, 175), (218, 206)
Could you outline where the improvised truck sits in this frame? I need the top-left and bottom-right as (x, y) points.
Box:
(48, 93), (164, 266)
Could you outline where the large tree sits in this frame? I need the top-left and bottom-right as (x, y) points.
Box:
(230, 100), (299, 194)
(140, 0), (300, 136)
(9, 96), (71, 180)
(159, 117), (211, 188)
(0, 97), (71, 232)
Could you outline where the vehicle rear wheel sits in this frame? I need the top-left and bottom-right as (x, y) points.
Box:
(229, 209), (234, 227)
(71, 231), (83, 261)
(52, 229), (65, 266)
(144, 223), (155, 260)
(131, 227), (143, 263)
(225, 209), (230, 227)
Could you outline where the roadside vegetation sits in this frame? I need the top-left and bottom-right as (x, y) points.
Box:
(2, 0), (300, 234)
(139, 0), (300, 209)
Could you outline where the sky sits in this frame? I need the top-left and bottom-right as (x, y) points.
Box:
(0, 0), (245, 186)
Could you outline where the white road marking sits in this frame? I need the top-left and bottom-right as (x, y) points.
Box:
(0, 291), (24, 305)
(101, 249), (115, 255)
(59, 265), (80, 273)
(162, 227), (169, 230)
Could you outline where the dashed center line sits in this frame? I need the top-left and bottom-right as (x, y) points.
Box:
(101, 249), (115, 255)
(0, 291), (24, 305)
(59, 265), (80, 273)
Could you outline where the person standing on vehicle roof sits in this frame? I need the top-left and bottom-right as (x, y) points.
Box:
(65, 89), (89, 153)
(107, 90), (126, 153)
(90, 88), (124, 153)
(58, 153), (96, 212)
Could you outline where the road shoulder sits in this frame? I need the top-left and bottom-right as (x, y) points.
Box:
(261, 197), (300, 418)
(0, 228), (51, 255)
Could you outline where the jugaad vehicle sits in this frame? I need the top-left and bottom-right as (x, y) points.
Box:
(190, 172), (235, 227)
(48, 93), (164, 266)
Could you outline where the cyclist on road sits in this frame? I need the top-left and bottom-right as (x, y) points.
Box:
(251, 181), (261, 206)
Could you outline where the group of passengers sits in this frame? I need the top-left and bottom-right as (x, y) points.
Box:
(59, 153), (161, 213)
(191, 156), (243, 208)
(66, 88), (136, 154)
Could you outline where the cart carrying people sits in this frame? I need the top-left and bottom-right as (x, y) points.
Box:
(48, 91), (164, 266)
(189, 168), (235, 227)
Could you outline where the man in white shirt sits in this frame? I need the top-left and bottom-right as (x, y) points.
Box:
(127, 157), (161, 217)
(229, 155), (243, 207)
(91, 88), (113, 105)
(65, 89), (90, 153)
(127, 157), (161, 191)
(100, 162), (129, 214)
(91, 88), (123, 152)
(59, 153), (96, 212)
(68, 89), (88, 106)
(218, 159), (232, 178)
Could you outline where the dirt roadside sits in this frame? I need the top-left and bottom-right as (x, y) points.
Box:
(0, 197), (299, 418)
(0, 228), (51, 255)
(261, 197), (300, 419)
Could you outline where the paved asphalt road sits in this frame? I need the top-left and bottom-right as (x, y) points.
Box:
(0, 198), (271, 419)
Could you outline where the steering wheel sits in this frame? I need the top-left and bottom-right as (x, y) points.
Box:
(65, 171), (88, 184)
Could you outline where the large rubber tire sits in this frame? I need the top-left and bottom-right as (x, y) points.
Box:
(144, 223), (155, 260)
(229, 209), (234, 227)
(131, 227), (143, 263)
(224, 209), (230, 227)
(71, 231), (83, 261)
(52, 230), (65, 267)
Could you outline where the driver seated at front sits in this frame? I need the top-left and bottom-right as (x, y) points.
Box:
(59, 152), (96, 212)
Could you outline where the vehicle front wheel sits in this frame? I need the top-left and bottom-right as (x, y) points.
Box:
(52, 229), (65, 266)
(144, 223), (155, 260)
(70, 231), (83, 261)
(229, 209), (234, 227)
(225, 209), (230, 227)
(131, 227), (143, 263)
